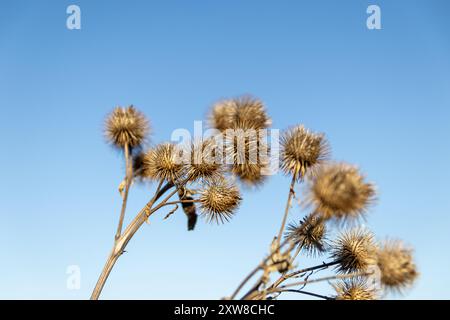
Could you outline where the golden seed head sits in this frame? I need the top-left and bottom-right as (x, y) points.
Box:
(209, 99), (237, 132)
(186, 139), (223, 181)
(105, 105), (149, 148)
(331, 229), (377, 273)
(377, 240), (419, 291)
(209, 95), (271, 131)
(224, 129), (271, 186)
(335, 278), (378, 300)
(308, 163), (376, 221)
(143, 143), (185, 182)
(280, 125), (330, 178)
(233, 96), (272, 130)
(231, 163), (267, 186)
(199, 177), (241, 223)
(286, 215), (328, 256)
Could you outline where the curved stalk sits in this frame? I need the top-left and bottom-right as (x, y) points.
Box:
(229, 239), (291, 300)
(272, 271), (373, 292)
(276, 167), (299, 246)
(90, 182), (174, 300)
(115, 143), (132, 240)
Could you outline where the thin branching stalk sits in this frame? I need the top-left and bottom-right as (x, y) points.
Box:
(262, 241), (305, 295)
(115, 143), (133, 240)
(233, 167), (301, 300)
(276, 289), (334, 300)
(230, 263), (264, 300)
(290, 243), (303, 262)
(91, 182), (175, 300)
(271, 271), (373, 293)
(250, 271), (371, 300)
(276, 166), (299, 245)
(268, 260), (340, 290)
(163, 199), (201, 207)
(229, 238), (291, 300)
(91, 175), (195, 300)
(266, 212), (325, 291)
(282, 260), (340, 280)
(240, 241), (297, 300)
(239, 213), (323, 300)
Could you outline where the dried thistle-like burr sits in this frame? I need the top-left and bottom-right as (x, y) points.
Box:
(199, 177), (241, 223)
(331, 229), (377, 273)
(209, 99), (237, 132)
(233, 96), (271, 130)
(186, 139), (223, 181)
(209, 96), (271, 131)
(143, 143), (185, 182)
(334, 278), (378, 300)
(280, 125), (330, 178)
(376, 240), (418, 291)
(286, 214), (327, 256)
(105, 105), (149, 149)
(308, 163), (376, 221)
(231, 163), (267, 186)
(224, 130), (270, 186)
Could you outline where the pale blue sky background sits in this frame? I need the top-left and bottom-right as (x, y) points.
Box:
(0, 0), (449, 299)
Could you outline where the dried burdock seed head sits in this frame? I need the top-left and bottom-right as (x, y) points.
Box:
(143, 143), (185, 182)
(186, 139), (223, 181)
(376, 240), (419, 292)
(231, 163), (267, 186)
(285, 214), (327, 256)
(308, 163), (376, 221)
(331, 228), (377, 273)
(199, 177), (241, 223)
(224, 129), (271, 186)
(280, 125), (330, 179)
(209, 99), (237, 132)
(334, 278), (378, 300)
(233, 96), (271, 130)
(105, 105), (150, 149)
(209, 95), (271, 131)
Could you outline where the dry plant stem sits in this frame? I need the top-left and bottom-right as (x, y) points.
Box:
(115, 143), (132, 241)
(229, 239), (291, 300)
(284, 260), (340, 280)
(269, 260), (340, 290)
(231, 263), (264, 299)
(91, 181), (175, 300)
(233, 167), (299, 300)
(290, 242), (304, 262)
(163, 199), (200, 206)
(266, 212), (325, 291)
(232, 198), (317, 300)
(292, 246), (302, 260)
(258, 242), (304, 298)
(240, 241), (297, 300)
(272, 271), (373, 293)
(251, 271), (371, 300)
(278, 289), (334, 300)
(276, 168), (299, 245)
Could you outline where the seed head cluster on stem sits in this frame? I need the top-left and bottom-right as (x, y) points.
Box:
(92, 95), (418, 300)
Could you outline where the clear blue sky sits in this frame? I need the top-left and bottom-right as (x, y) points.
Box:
(1, 0), (449, 299)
